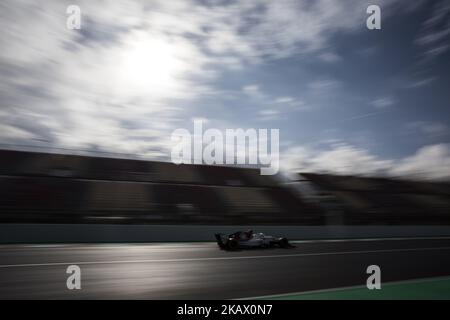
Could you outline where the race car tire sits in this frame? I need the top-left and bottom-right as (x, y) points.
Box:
(279, 238), (289, 248)
(227, 239), (239, 250)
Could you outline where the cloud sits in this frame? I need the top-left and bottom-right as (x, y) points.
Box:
(406, 77), (436, 89)
(415, 0), (450, 62)
(392, 144), (450, 181)
(340, 110), (390, 122)
(406, 121), (449, 138)
(258, 109), (280, 121)
(0, 124), (36, 140)
(318, 52), (341, 63)
(370, 97), (395, 109)
(242, 85), (264, 99)
(0, 1), (213, 158)
(356, 46), (379, 58)
(281, 142), (450, 181)
(275, 97), (295, 104)
(0, 0), (436, 160)
(274, 96), (307, 111)
(222, 0), (414, 60)
(242, 85), (308, 115)
(282, 143), (392, 176)
(308, 78), (340, 90)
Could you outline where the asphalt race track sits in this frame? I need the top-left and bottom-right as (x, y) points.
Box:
(1, 238), (450, 299)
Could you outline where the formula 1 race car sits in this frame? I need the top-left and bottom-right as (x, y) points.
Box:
(215, 230), (293, 250)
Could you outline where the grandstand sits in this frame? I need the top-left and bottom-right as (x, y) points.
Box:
(0, 149), (323, 225)
(299, 173), (450, 225)
(1, 149), (449, 226)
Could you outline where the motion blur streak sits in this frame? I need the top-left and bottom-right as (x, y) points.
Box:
(1, 149), (450, 226)
(1, 238), (450, 299)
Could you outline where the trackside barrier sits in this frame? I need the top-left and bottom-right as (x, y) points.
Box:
(1, 224), (450, 243)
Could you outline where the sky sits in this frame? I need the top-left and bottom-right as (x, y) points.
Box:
(0, 0), (449, 180)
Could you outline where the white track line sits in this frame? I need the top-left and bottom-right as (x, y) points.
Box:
(1, 246), (450, 269)
(291, 236), (450, 243)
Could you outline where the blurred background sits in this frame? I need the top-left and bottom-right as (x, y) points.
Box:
(0, 148), (449, 226)
(1, 1), (450, 230)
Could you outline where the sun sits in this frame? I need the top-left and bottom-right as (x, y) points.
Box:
(117, 32), (185, 94)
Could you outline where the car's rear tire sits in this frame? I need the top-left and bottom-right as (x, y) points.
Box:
(279, 238), (289, 248)
(227, 239), (239, 250)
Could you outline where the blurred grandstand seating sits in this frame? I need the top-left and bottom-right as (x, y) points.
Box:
(300, 173), (450, 225)
(0, 150), (323, 225)
(1, 149), (449, 225)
